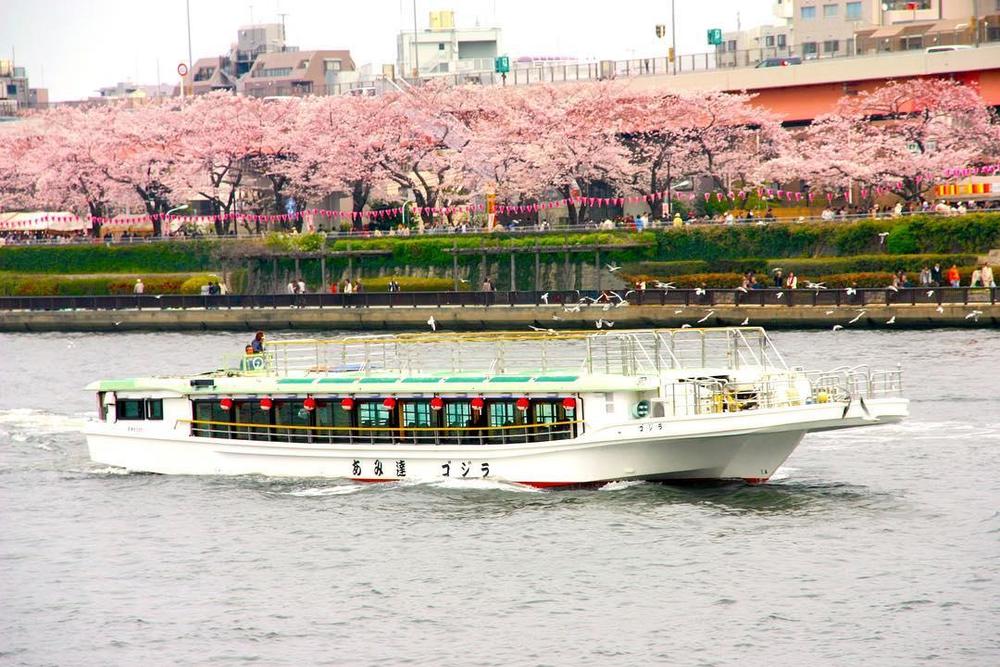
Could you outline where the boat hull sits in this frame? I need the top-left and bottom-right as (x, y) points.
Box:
(84, 398), (907, 486)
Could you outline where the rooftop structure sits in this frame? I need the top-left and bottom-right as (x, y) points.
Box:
(0, 59), (47, 115)
(396, 9), (501, 80)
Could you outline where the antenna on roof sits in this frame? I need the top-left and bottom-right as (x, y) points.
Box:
(278, 12), (289, 40)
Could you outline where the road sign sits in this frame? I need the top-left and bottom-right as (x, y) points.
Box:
(494, 56), (510, 74)
(177, 63), (189, 77)
(707, 28), (723, 46)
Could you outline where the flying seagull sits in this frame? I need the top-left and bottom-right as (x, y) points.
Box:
(654, 281), (676, 289)
(740, 317), (750, 325)
(552, 314), (563, 321)
(595, 319), (615, 329)
(540, 292), (549, 304)
(832, 325), (844, 331)
(696, 310), (715, 323)
(736, 286), (749, 293)
(926, 290), (934, 297)
(427, 315), (436, 331)
(681, 323), (692, 329)
(776, 292), (784, 299)
(935, 305), (945, 313)
(673, 309), (684, 314)
(805, 282), (826, 289)
(825, 310), (835, 315)
(965, 310), (983, 320)
(848, 310), (866, 325)
(887, 285), (899, 292)
(606, 263), (621, 273)
(846, 287), (857, 296)
(886, 315), (896, 324)
(694, 287), (706, 296)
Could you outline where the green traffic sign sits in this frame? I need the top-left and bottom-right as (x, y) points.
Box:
(707, 28), (723, 46)
(494, 56), (510, 74)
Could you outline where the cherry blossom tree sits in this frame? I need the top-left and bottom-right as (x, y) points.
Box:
(788, 78), (994, 202)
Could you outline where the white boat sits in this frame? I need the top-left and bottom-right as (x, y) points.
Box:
(84, 328), (908, 487)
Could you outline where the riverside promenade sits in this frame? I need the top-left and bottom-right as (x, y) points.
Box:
(1, 289), (996, 331)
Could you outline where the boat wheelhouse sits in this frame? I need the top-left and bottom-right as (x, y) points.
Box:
(84, 328), (908, 486)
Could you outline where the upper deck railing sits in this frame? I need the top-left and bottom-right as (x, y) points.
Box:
(253, 327), (787, 378)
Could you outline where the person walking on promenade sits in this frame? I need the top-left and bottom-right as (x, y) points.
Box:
(919, 266), (932, 287)
(785, 271), (798, 289)
(133, 278), (144, 294)
(946, 264), (961, 288)
(931, 263), (943, 286)
(980, 264), (995, 288)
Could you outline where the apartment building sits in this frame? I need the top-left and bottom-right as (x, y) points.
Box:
(720, 0), (998, 63)
(240, 50), (356, 97)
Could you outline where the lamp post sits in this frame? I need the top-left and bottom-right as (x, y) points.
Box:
(412, 0), (420, 80)
(671, 0), (677, 75)
(165, 204), (188, 237)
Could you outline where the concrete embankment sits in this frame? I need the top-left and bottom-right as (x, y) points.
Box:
(1, 303), (997, 332)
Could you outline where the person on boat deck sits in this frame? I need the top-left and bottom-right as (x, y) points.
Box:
(250, 331), (265, 353)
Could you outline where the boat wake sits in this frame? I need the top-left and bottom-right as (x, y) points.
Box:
(0, 409), (89, 434)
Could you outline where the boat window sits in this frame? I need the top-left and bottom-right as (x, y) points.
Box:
(315, 400), (354, 444)
(402, 401), (433, 428)
(145, 399), (163, 420)
(357, 400), (394, 445)
(488, 401), (520, 428)
(191, 401), (228, 438)
(533, 401), (559, 424)
(274, 399), (312, 443)
(234, 400), (272, 441)
(445, 401), (472, 428)
(116, 399), (144, 421)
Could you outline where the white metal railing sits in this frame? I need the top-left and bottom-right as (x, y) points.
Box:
(235, 327), (788, 378)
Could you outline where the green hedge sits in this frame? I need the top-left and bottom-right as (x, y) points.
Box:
(763, 253), (980, 276)
(0, 241), (217, 274)
(0, 272), (223, 296)
(2, 214), (998, 280)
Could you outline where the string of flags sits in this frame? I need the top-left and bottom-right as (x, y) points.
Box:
(1, 165), (997, 229)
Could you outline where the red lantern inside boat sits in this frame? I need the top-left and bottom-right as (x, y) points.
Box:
(259, 397), (273, 410)
(303, 396), (316, 411)
(383, 397), (397, 410)
(470, 396), (484, 412)
(219, 397), (233, 410)
(562, 397), (576, 411)
(429, 396), (444, 411)
(515, 396), (530, 411)
(340, 397), (355, 411)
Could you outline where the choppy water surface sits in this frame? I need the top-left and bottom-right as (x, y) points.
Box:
(1, 330), (997, 666)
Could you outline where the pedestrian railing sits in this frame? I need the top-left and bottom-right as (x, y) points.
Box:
(0, 288), (995, 312)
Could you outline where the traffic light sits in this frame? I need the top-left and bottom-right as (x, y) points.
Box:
(655, 24), (665, 38)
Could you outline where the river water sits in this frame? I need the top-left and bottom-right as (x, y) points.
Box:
(0, 329), (997, 666)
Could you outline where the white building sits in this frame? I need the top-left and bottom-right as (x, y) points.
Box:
(396, 9), (501, 79)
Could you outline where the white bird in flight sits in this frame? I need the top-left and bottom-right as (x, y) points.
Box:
(886, 315), (896, 324)
(654, 281), (676, 289)
(740, 317), (750, 325)
(606, 263), (621, 273)
(965, 310), (983, 320)
(846, 287), (857, 296)
(926, 290), (934, 297)
(736, 286), (748, 293)
(564, 304), (581, 313)
(696, 310), (715, 323)
(848, 311), (866, 324)
(540, 292), (549, 304)
(552, 314), (563, 321)
(529, 325), (557, 334)
(825, 310), (835, 315)
(595, 319), (615, 329)
(832, 325), (844, 331)
(673, 309), (684, 314)
(935, 305), (945, 313)
(887, 285), (899, 292)
(614, 300), (629, 308)
(427, 315), (436, 331)
(681, 323), (692, 328)
(694, 287), (706, 296)
(805, 282), (826, 289)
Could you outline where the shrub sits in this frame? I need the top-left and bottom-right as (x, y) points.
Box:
(0, 272), (218, 296)
(358, 277), (461, 292)
(764, 253), (979, 275)
(179, 274), (224, 295)
(885, 223), (919, 254)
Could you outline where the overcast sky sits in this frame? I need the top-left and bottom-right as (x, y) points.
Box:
(2, 0), (774, 101)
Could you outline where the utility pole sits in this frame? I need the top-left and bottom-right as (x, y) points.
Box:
(278, 12), (289, 42)
(185, 0), (193, 92)
(412, 0), (420, 80)
(670, 0), (677, 75)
